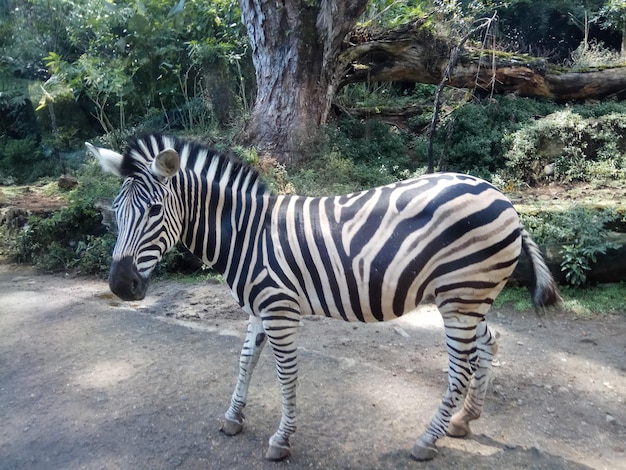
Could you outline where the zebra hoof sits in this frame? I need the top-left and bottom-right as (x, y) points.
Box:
(265, 444), (291, 461)
(411, 439), (438, 461)
(220, 418), (244, 436)
(447, 414), (471, 438)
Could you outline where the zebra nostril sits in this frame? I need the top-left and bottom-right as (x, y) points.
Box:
(109, 256), (147, 301)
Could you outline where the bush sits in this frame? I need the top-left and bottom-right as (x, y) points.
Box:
(558, 208), (620, 287)
(9, 161), (120, 275)
(0, 137), (61, 184)
(504, 110), (626, 185)
(569, 40), (623, 70)
(520, 207), (620, 286)
(290, 119), (421, 195)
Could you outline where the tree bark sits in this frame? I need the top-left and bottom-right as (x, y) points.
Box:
(338, 19), (626, 102)
(237, 0), (367, 163)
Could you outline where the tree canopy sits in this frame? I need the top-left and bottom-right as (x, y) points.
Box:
(1, 0), (626, 164)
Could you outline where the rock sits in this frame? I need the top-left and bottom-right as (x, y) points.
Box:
(58, 174), (79, 190)
(1, 207), (29, 231)
(393, 325), (410, 338)
(94, 198), (117, 234)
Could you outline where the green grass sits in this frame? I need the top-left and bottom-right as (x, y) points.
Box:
(494, 283), (626, 316)
(154, 267), (224, 284)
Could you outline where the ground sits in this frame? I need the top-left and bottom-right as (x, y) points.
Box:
(0, 181), (625, 469)
(1, 263), (625, 470)
(0, 183), (67, 212)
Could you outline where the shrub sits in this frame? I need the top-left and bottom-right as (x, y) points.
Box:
(504, 110), (626, 185)
(558, 208), (620, 287)
(569, 40), (623, 70)
(8, 161), (120, 275)
(433, 96), (558, 176)
(290, 119), (420, 195)
(0, 137), (61, 184)
(520, 207), (620, 287)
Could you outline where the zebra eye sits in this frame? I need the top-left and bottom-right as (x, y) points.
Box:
(148, 204), (162, 217)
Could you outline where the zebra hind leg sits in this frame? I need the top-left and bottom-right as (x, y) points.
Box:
(412, 314), (480, 461)
(222, 315), (267, 436)
(448, 318), (498, 438)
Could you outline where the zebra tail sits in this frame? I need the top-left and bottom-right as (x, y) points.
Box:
(520, 228), (560, 308)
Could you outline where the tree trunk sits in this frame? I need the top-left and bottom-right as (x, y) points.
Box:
(237, 0), (367, 163)
(622, 20), (626, 58)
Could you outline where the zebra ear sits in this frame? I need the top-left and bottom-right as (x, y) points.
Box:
(151, 148), (180, 179)
(85, 142), (124, 177)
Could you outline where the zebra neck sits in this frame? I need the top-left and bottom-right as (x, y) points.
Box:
(177, 168), (273, 285)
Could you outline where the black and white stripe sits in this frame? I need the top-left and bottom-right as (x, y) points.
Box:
(89, 133), (559, 462)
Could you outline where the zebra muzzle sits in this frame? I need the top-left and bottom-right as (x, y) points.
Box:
(109, 256), (149, 301)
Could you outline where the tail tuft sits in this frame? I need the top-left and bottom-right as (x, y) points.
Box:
(520, 229), (560, 308)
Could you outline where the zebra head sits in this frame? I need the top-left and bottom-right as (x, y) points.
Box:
(86, 138), (183, 301)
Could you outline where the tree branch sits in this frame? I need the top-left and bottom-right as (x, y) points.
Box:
(427, 14), (496, 173)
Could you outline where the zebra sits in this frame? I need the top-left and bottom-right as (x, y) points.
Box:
(86, 133), (559, 462)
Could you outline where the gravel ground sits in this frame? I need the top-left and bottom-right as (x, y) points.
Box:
(1, 263), (625, 469)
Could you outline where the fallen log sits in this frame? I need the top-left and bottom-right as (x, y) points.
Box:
(339, 19), (626, 102)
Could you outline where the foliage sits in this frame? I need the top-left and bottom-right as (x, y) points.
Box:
(0, 137), (61, 184)
(0, 77), (38, 138)
(495, 0), (609, 61)
(520, 207), (620, 286)
(419, 96), (557, 178)
(504, 109), (626, 185)
(558, 209), (620, 286)
(289, 118), (422, 196)
(596, 0), (626, 36)
(9, 161), (120, 275)
(569, 39), (624, 69)
(334, 89), (561, 181)
(2, 0), (252, 138)
(359, 0), (428, 29)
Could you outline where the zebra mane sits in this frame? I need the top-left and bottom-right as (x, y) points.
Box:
(121, 133), (269, 192)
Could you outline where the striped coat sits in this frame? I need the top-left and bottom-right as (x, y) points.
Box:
(88, 134), (558, 461)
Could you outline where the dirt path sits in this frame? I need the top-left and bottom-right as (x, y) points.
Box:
(1, 263), (625, 470)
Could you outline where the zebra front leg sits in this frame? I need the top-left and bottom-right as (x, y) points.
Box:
(222, 315), (267, 436)
(263, 314), (301, 461)
(448, 318), (498, 438)
(412, 316), (478, 461)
